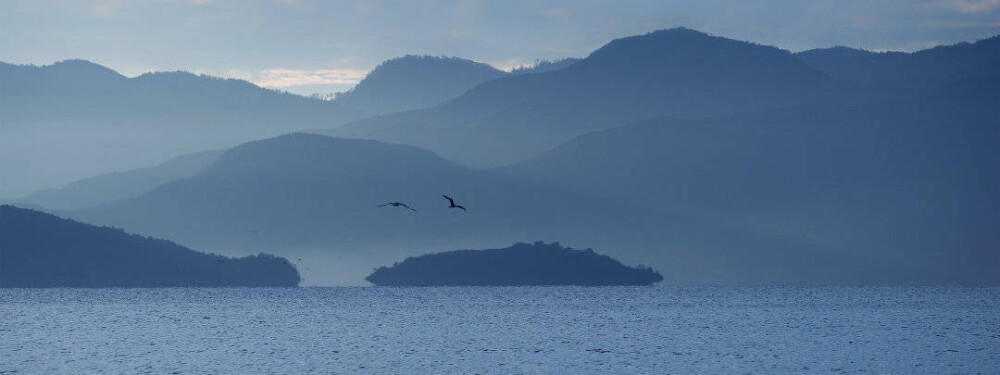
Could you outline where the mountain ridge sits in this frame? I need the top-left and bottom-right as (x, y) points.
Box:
(321, 27), (860, 167)
(796, 34), (1000, 90)
(332, 55), (506, 115)
(0, 59), (367, 198)
(0, 205), (300, 287)
(17, 149), (224, 210)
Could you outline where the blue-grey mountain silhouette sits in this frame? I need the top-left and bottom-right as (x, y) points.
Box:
(58, 131), (944, 286)
(504, 79), (1000, 285)
(320, 28), (857, 167)
(20, 29), (996, 286)
(332, 55), (506, 115)
(0, 205), (300, 287)
(66, 133), (644, 285)
(0, 60), (366, 197)
(365, 242), (663, 286)
(16, 149), (223, 210)
(796, 35), (1000, 92)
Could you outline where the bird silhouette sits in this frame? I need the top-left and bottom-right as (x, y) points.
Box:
(377, 202), (418, 211)
(442, 195), (466, 211)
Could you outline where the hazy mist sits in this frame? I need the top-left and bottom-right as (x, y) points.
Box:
(2, 3), (998, 286)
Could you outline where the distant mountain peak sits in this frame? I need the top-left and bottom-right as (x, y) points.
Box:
(51, 58), (111, 68)
(43, 59), (125, 78)
(371, 54), (500, 73)
(333, 55), (506, 114)
(602, 27), (739, 49)
(646, 26), (707, 37)
(134, 70), (260, 89)
(580, 27), (795, 70)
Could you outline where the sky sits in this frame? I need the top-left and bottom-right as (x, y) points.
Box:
(2, 0), (999, 95)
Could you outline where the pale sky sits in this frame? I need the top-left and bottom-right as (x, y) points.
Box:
(2, 0), (998, 95)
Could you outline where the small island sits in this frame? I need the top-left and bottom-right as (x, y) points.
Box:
(0, 205), (300, 287)
(365, 242), (663, 286)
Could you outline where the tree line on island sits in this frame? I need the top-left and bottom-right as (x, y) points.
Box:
(366, 242), (663, 286)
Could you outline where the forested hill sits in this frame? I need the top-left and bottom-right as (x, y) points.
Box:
(366, 242), (663, 286)
(0, 205), (300, 287)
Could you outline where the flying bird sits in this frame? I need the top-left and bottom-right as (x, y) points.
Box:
(377, 202), (418, 211)
(442, 195), (466, 211)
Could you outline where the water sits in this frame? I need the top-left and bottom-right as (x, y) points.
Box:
(1, 287), (997, 374)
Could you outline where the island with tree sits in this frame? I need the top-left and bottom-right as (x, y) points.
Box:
(0, 205), (300, 287)
(365, 242), (663, 286)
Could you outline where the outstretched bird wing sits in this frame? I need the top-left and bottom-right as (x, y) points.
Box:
(376, 203), (393, 207)
(456, 205), (466, 211)
(442, 195), (456, 205)
(400, 203), (418, 212)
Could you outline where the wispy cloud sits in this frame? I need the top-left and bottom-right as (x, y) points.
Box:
(252, 68), (369, 88)
(947, 0), (1000, 13)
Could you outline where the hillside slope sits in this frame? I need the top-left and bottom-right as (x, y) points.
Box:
(0, 60), (366, 197)
(322, 28), (856, 167)
(333, 55), (506, 115)
(0, 205), (300, 287)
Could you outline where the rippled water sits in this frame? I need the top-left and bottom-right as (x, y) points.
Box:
(1, 287), (998, 374)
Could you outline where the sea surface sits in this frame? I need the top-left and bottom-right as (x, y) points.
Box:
(1, 287), (998, 374)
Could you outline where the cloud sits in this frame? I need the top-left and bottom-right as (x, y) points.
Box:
(252, 68), (369, 88)
(947, 0), (1000, 13)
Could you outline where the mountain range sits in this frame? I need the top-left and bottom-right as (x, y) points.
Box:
(6, 27), (998, 285)
(0, 60), (362, 197)
(16, 149), (223, 210)
(796, 35), (1000, 91)
(1, 55), (586, 199)
(64, 133), (650, 285)
(319, 28), (863, 167)
(320, 29), (1000, 169)
(505, 84), (1000, 285)
(0, 56), (522, 198)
